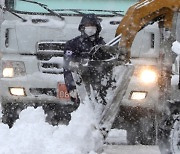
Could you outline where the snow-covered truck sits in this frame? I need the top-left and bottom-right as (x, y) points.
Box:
(0, 0), (168, 146)
(0, 0), (166, 143)
(0, 0), (138, 127)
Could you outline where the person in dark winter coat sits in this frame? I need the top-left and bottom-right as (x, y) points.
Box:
(63, 13), (110, 108)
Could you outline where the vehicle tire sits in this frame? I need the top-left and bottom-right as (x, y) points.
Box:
(139, 128), (156, 145)
(43, 103), (71, 126)
(127, 126), (139, 145)
(127, 119), (156, 145)
(158, 114), (180, 154)
(1, 103), (20, 128)
(138, 117), (156, 145)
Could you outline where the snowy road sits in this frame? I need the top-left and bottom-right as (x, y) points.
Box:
(103, 145), (161, 154)
(104, 129), (161, 154)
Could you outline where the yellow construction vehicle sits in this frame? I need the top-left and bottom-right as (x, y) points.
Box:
(106, 0), (180, 152)
(97, 0), (180, 150)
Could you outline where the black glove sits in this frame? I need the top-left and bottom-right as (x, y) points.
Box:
(89, 45), (113, 60)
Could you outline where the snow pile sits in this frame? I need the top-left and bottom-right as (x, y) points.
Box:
(0, 97), (103, 154)
(172, 41), (180, 55)
(171, 40), (180, 86)
(105, 129), (127, 145)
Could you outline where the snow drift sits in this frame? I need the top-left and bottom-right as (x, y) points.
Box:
(0, 97), (103, 154)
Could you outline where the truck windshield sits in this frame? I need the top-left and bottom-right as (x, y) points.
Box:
(13, 0), (137, 15)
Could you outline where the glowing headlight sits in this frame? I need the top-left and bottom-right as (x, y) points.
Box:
(3, 68), (14, 78)
(2, 61), (26, 78)
(9, 87), (26, 96)
(140, 69), (157, 84)
(130, 91), (147, 100)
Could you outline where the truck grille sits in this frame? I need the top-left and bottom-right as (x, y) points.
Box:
(30, 88), (57, 96)
(37, 41), (65, 74)
(38, 42), (65, 53)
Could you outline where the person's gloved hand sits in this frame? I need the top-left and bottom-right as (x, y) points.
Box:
(69, 61), (80, 71)
(89, 45), (103, 60)
(89, 45), (116, 60)
(69, 59), (89, 72)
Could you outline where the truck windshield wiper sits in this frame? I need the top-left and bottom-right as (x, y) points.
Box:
(0, 5), (27, 22)
(53, 9), (124, 16)
(19, 0), (64, 21)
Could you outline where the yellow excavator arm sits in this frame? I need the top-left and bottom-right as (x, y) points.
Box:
(97, 0), (180, 146)
(116, 0), (180, 59)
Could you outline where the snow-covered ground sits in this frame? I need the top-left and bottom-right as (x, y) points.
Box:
(104, 130), (161, 154)
(0, 103), (161, 154)
(0, 98), (104, 154)
(104, 145), (160, 154)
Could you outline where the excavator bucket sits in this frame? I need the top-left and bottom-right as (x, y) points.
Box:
(98, 64), (134, 138)
(71, 44), (134, 139)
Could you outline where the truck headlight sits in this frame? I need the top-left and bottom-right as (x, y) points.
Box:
(140, 69), (157, 84)
(130, 91), (147, 100)
(9, 87), (26, 96)
(3, 68), (14, 78)
(2, 61), (26, 78)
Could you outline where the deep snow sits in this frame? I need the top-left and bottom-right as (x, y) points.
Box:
(0, 97), (104, 154)
(0, 104), (161, 154)
(172, 41), (180, 55)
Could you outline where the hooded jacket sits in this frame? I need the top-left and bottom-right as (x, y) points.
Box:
(78, 13), (102, 36)
(63, 14), (105, 104)
(64, 13), (105, 65)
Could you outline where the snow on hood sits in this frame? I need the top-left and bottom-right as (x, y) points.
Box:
(29, 15), (65, 29)
(172, 41), (180, 55)
(0, 97), (103, 154)
(4, 15), (66, 29)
